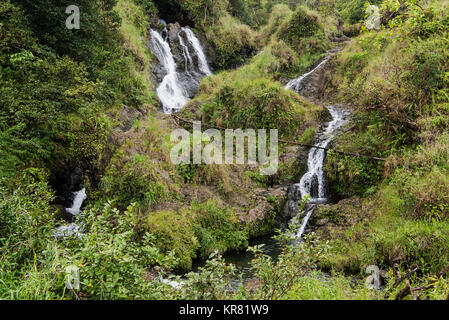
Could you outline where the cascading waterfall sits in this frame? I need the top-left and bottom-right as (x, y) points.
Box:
(52, 188), (87, 238)
(65, 188), (87, 217)
(178, 31), (194, 74)
(298, 107), (350, 203)
(287, 107), (350, 239)
(149, 26), (211, 114)
(150, 29), (188, 114)
(285, 59), (350, 240)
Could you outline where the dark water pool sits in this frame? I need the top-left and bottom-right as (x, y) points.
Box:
(191, 233), (283, 280)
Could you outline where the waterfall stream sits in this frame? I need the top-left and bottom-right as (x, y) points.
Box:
(52, 188), (87, 238)
(286, 106), (350, 239)
(65, 188), (87, 217)
(214, 55), (349, 278)
(149, 26), (211, 114)
(284, 55), (349, 239)
(150, 29), (188, 114)
(285, 56), (332, 93)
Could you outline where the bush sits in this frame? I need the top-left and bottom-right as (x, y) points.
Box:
(146, 209), (200, 271)
(144, 200), (249, 270)
(192, 200), (248, 258)
(278, 5), (328, 56)
(101, 153), (168, 209)
(200, 78), (316, 139)
(206, 15), (257, 69)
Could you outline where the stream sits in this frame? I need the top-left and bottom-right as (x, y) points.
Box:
(52, 188), (87, 238)
(217, 57), (350, 280)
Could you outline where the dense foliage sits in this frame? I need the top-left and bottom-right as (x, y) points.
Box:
(1, 0), (449, 301)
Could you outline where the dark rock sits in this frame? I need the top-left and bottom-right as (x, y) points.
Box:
(69, 167), (83, 191)
(152, 0), (195, 26)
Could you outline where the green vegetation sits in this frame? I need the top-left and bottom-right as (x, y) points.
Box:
(145, 200), (248, 270)
(315, 0), (449, 299)
(1, 0), (449, 301)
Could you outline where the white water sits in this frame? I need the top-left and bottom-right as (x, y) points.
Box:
(150, 27), (211, 114)
(285, 56), (350, 239)
(150, 29), (189, 114)
(296, 207), (315, 239)
(52, 223), (84, 238)
(285, 56), (331, 93)
(52, 188), (87, 238)
(178, 31), (194, 74)
(160, 277), (184, 290)
(65, 188), (86, 217)
(181, 27), (212, 76)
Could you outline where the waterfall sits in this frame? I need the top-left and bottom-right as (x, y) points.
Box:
(53, 188), (87, 238)
(285, 56), (331, 94)
(181, 27), (212, 76)
(178, 31), (194, 74)
(288, 106), (350, 239)
(150, 29), (189, 114)
(298, 106), (350, 203)
(65, 188), (87, 217)
(284, 57), (350, 239)
(149, 26), (212, 114)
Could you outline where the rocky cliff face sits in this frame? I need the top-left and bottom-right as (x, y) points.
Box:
(150, 23), (213, 101)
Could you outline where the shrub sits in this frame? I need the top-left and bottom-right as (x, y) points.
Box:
(206, 15), (257, 69)
(200, 78), (315, 139)
(192, 200), (248, 258)
(146, 209), (200, 271)
(278, 5), (328, 56)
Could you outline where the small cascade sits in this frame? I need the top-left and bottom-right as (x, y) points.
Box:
(178, 31), (194, 74)
(181, 27), (212, 76)
(149, 25), (212, 114)
(65, 188), (87, 217)
(295, 207), (315, 239)
(285, 57), (331, 93)
(52, 223), (84, 238)
(284, 55), (350, 239)
(285, 106), (350, 239)
(160, 277), (184, 290)
(53, 188), (87, 238)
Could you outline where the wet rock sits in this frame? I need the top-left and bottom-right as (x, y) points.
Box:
(168, 22), (182, 42)
(284, 185), (302, 219)
(69, 167), (83, 191)
(284, 199), (300, 219)
(309, 174), (319, 199)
